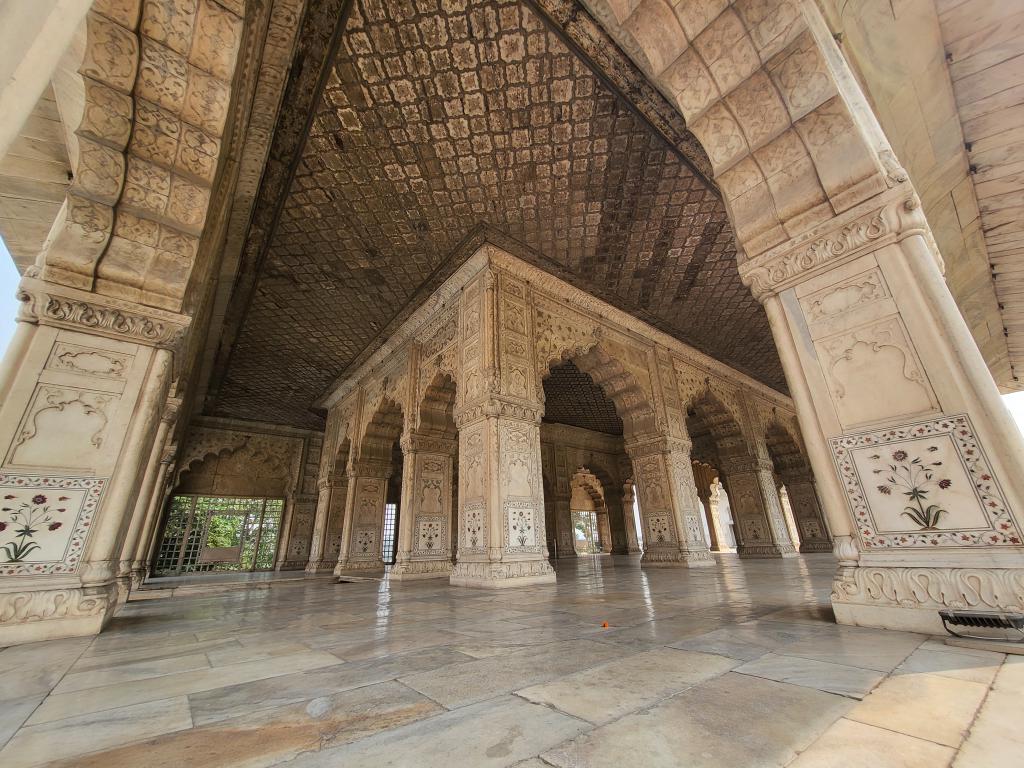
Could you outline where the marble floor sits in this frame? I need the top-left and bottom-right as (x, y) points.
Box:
(1, 554), (1019, 767)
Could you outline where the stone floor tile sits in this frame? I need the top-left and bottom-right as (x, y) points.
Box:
(0, 696), (192, 768)
(669, 631), (774, 661)
(896, 647), (1004, 686)
(189, 646), (472, 726)
(28, 650), (342, 725)
(399, 638), (622, 709)
(0, 636), (92, 701)
(846, 672), (989, 747)
(541, 672), (852, 768)
(734, 653), (884, 699)
(954, 659), (1023, 767)
(43, 681), (442, 768)
(53, 652), (212, 694)
(778, 631), (923, 672)
(281, 695), (589, 768)
(516, 647), (737, 724)
(0, 696), (43, 750)
(789, 718), (957, 767)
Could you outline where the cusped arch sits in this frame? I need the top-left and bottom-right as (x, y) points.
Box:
(416, 372), (457, 436)
(685, 388), (750, 465)
(357, 397), (405, 464)
(578, 0), (894, 258)
(763, 416), (808, 477)
(543, 343), (659, 438)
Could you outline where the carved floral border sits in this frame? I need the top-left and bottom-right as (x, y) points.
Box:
(0, 474), (106, 575)
(830, 414), (1021, 548)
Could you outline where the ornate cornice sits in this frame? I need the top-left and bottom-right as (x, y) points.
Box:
(738, 185), (938, 301)
(319, 244), (793, 415)
(17, 276), (191, 350)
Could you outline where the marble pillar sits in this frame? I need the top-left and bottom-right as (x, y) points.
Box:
(720, 458), (797, 559)
(780, 475), (832, 554)
(391, 434), (457, 580)
(626, 436), (714, 567)
(450, 405), (555, 587)
(334, 461), (392, 574)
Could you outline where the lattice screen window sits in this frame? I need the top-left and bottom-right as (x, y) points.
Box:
(151, 495), (285, 577)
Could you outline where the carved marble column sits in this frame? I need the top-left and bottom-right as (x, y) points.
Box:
(135, 443), (176, 582)
(743, 187), (1024, 631)
(451, 402), (555, 587)
(692, 463), (727, 553)
(780, 474), (832, 554)
(620, 482), (642, 554)
(625, 436), (714, 567)
(119, 396), (180, 592)
(306, 475), (348, 573)
(604, 485), (631, 554)
(391, 433), (457, 580)
(719, 457), (797, 559)
(596, 510), (613, 554)
(334, 460), (392, 574)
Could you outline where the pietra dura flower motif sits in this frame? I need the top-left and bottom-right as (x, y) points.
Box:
(830, 415), (1021, 549)
(0, 475), (105, 575)
(870, 447), (952, 530)
(1, 494), (68, 562)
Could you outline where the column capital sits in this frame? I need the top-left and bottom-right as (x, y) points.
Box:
(719, 455), (774, 475)
(737, 184), (938, 302)
(401, 432), (458, 456)
(17, 275), (191, 351)
(349, 458), (393, 479)
(624, 433), (692, 459)
(454, 395), (543, 428)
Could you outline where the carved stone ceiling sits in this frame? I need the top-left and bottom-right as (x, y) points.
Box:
(543, 361), (623, 436)
(211, 0), (785, 429)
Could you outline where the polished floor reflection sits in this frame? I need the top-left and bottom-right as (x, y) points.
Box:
(0, 554), (1018, 767)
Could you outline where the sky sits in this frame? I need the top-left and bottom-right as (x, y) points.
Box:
(2, 234), (1024, 436)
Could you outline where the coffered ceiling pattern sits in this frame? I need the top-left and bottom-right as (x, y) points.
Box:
(212, 0), (784, 429)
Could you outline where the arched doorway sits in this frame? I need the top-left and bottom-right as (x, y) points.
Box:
(391, 373), (459, 580)
(336, 398), (404, 573)
(541, 344), (711, 567)
(764, 419), (832, 554)
(686, 390), (796, 558)
(569, 467), (612, 555)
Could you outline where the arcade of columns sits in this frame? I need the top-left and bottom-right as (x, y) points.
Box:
(1, 0), (1023, 645)
(305, 246), (829, 586)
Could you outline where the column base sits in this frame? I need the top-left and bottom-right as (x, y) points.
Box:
(799, 540), (833, 554)
(304, 560), (336, 574)
(832, 564), (1024, 635)
(389, 559), (454, 581)
(0, 583), (117, 645)
(738, 543), (798, 558)
(450, 559), (556, 588)
(641, 546), (716, 567)
(334, 558), (386, 577)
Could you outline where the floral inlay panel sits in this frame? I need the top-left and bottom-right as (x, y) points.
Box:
(0, 474), (106, 575)
(831, 415), (1020, 548)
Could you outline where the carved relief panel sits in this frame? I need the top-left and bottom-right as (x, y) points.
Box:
(814, 315), (937, 429)
(349, 477), (386, 561)
(0, 474), (106, 575)
(831, 414), (1021, 549)
(411, 452), (451, 557)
